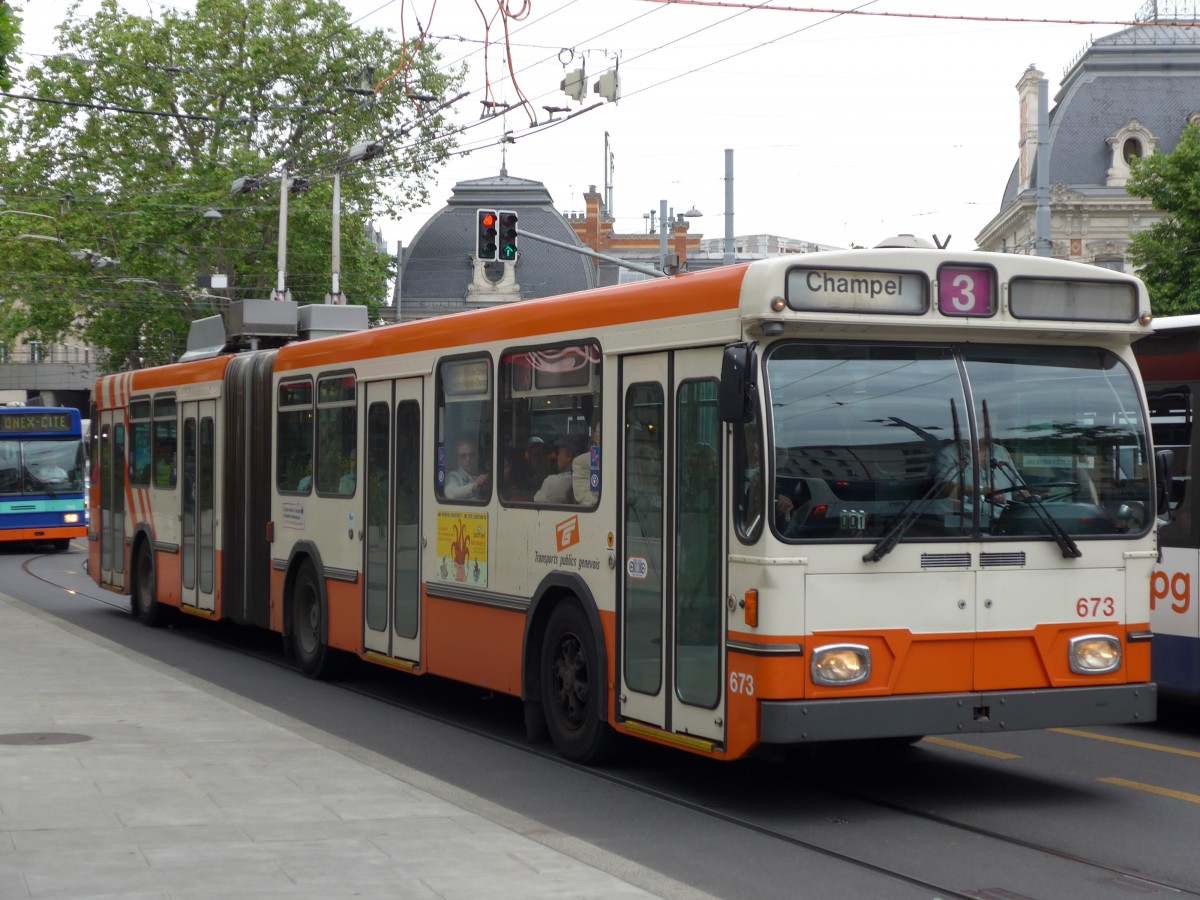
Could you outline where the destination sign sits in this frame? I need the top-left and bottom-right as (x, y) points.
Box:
(0, 413), (74, 434)
(786, 267), (927, 314)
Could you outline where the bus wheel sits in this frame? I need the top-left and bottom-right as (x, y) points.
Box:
(52, 539), (70, 553)
(291, 560), (341, 679)
(540, 602), (617, 764)
(132, 543), (170, 627)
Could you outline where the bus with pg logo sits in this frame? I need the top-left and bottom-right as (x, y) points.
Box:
(1137, 316), (1200, 699)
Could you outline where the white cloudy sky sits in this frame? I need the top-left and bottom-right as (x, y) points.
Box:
(14, 1), (1160, 252)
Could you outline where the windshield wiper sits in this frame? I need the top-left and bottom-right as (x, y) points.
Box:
(865, 401), (966, 563)
(990, 456), (1082, 558)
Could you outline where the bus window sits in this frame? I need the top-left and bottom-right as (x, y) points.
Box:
(152, 396), (177, 489)
(1148, 386), (1193, 543)
(437, 355), (494, 503)
(316, 373), (356, 497)
(277, 378), (314, 493)
(498, 342), (600, 507)
(128, 398), (152, 486)
(733, 409), (764, 542)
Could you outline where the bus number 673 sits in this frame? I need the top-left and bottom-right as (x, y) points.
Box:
(729, 672), (755, 695)
(1077, 596), (1115, 618)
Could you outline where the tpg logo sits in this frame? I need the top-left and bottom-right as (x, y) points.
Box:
(556, 515), (580, 552)
(1151, 569), (1191, 614)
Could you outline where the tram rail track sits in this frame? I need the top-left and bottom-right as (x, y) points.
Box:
(28, 551), (1200, 900)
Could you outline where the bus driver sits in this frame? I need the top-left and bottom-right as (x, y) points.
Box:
(444, 439), (490, 500)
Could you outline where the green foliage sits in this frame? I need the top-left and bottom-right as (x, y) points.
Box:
(0, 2), (20, 91)
(0, 0), (462, 370)
(1127, 123), (1200, 315)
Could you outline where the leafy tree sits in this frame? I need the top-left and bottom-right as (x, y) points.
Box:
(0, 2), (20, 91)
(0, 0), (462, 369)
(1126, 122), (1200, 315)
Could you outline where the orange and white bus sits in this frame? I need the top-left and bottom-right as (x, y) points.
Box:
(88, 240), (1163, 762)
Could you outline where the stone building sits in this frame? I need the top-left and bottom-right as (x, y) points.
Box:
(977, 3), (1200, 267)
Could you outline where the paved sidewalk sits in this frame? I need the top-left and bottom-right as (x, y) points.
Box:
(0, 594), (709, 899)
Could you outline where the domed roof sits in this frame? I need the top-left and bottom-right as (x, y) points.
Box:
(400, 172), (597, 309)
(999, 22), (1200, 210)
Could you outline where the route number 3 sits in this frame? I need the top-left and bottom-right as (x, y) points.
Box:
(937, 267), (994, 316)
(1077, 596), (1115, 618)
(729, 672), (755, 696)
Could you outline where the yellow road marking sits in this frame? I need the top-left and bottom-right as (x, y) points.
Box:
(922, 736), (1021, 759)
(1100, 777), (1200, 805)
(1049, 727), (1200, 759)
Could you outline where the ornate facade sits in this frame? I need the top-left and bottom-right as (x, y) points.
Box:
(977, 6), (1200, 270)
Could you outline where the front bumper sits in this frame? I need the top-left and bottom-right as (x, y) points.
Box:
(759, 682), (1156, 744)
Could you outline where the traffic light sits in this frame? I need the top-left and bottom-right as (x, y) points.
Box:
(498, 211), (519, 261)
(593, 68), (621, 103)
(476, 209), (498, 260)
(561, 67), (586, 102)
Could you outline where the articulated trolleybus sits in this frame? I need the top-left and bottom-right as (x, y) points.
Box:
(0, 405), (87, 550)
(89, 242), (1162, 762)
(1134, 314), (1200, 701)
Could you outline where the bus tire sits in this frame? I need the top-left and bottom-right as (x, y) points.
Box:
(540, 601), (617, 764)
(291, 559), (342, 679)
(132, 543), (171, 627)
(52, 539), (70, 552)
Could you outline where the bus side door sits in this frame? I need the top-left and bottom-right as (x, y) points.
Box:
(362, 378), (423, 665)
(180, 400), (217, 614)
(97, 411), (126, 591)
(620, 349), (726, 745)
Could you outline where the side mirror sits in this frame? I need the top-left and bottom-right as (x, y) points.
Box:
(719, 342), (758, 424)
(1155, 447), (1175, 525)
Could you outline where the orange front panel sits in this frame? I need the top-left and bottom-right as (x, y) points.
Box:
(0, 526), (87, 543)
(804, 631), (975, 699)
(723, 673), (760, 760)
(1125, 625), (1151, 681)
(425, 595), (524, 696)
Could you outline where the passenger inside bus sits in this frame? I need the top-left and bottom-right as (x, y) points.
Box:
(535, 433), (586, 503)
(444, 439), (490, 500)
(501, 446), (535, 501)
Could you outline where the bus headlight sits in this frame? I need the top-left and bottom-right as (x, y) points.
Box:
(1069, 635), (1121, 674)
(63, 513), (81, 524)
(812, 644), (871, 685)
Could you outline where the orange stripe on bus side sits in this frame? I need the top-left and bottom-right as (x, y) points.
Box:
(275, 265), (749, 372)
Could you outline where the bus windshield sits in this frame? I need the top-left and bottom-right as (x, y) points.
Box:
(767, 342), (1152, 543)
(0, 438), (85, 494)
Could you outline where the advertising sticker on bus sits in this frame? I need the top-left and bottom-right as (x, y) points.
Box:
(435, 511), (488, 586)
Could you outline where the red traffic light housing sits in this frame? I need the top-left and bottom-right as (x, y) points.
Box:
(477, 209), (498, 260)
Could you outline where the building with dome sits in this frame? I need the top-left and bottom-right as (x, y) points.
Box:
(396, 170), (599, 320)
(977, 2), (1200, 266)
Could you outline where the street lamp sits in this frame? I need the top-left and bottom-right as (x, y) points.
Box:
(328, 139), (386, 305)
(233, 139), (386, 306)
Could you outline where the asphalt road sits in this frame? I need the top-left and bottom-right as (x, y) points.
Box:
(10, 541), (1200, 900)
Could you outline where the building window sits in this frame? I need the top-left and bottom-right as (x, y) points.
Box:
(1095, 257), (1125, 272)
(1122, 138), (1143, 165)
